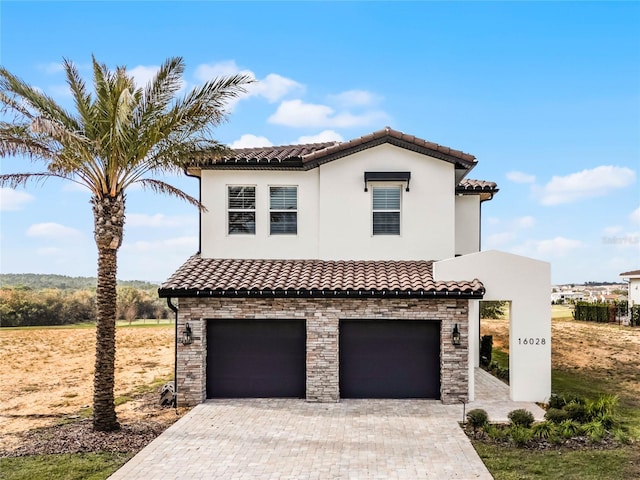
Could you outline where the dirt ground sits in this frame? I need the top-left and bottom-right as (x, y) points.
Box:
(482, 316), (640, 401)
(1, 325), (179, 449)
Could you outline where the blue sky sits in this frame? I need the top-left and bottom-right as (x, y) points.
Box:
(0, 1), (638, 284)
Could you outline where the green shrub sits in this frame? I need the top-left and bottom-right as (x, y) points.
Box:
(508, 425), (532, 447)
(547, 393), (567, 409)
(592, 411), (618, 430)
(559, 419), (581, 439)
(467, 409), (489, 432)
(531, 421), (556, 440)
(545, 408), (570, 424)
(582, 420), (605, 443)
(565, 401), (588, 422)
(508, 409), (535, 428)
(587, 394), (619, 418)
(485, 424), (508, 441)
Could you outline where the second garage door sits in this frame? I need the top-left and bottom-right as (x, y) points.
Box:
(339, 319), (440, 399)
(207, 319), (306, 398)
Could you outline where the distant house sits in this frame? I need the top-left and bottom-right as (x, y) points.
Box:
(159, 128), (551, 406)
(620, 270), (640, 308)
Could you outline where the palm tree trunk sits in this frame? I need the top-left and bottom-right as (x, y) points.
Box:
(92, 194), (125, 432)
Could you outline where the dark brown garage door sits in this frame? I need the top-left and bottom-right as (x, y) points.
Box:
(207, 319), (306, 398)
(339, 319), (440, 399)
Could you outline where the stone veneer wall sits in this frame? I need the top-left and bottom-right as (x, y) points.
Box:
(174, 297), (468, 406)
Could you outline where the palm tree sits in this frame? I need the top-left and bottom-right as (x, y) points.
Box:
(0, 57), (251, 431)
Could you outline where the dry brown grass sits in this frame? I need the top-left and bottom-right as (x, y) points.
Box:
(1, 325), (175, 447)
(481, 316), (640, 401)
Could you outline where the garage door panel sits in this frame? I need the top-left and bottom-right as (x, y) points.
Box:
(207, 319), (306, 398)
(340, 319), (440, 399)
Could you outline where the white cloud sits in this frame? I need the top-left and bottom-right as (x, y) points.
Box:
(328, 90), (381, 107)
(249, 73), (304, 103)
(268, 99), (387, 128)
(297, 130), (343, 144)
(194, 60), (250, 80)
(194, 61), (302, 104)
(513, 236), (583, 258)
(514, 216), (535, 229)
(229, 134), (273, 149)
(26, 222), (83, 240)
(538, 166), (636, 206)
(126, 213), (196, 228)
(487, 217), (500, 226)
(630, 206), (640, 225)
(506, 171), (536, 184)
(122, 236), (198, 253)
(0, 188), (34, 211)
(130, 65), (160, 88)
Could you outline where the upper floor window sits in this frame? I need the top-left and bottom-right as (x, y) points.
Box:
(270, 186), (297, 235)
(372, 186), (401, 235)
(228, 186), (255, 235)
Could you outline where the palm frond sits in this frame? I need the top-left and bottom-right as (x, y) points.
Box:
(135, 178), (204, 210)
(0, 172), (76, 189)
(0, 65), (79, 132)
(0, 123), (55, 160)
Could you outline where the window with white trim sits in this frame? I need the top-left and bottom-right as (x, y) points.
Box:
(228, 186), (255, 235)
(270, 186), (297, 235)
(372, 186), (401, 235)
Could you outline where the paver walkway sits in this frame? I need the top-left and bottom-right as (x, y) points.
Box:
(109, 370), (544, 480)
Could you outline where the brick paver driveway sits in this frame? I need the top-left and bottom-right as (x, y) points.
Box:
(110, 371), (544, 479)
(109, 399), (493, 479)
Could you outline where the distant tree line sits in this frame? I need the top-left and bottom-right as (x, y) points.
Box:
(0, 273), (160, 290)
(0, 276), (170, 327)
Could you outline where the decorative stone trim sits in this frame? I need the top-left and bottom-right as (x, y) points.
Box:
(174, 297), (468, 406)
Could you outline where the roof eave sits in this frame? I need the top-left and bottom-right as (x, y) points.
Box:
(158, 287), (485, 299)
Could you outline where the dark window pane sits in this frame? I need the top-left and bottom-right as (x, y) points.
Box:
(270, 212), (297, 235)
(373, 212), (400, 235)
(229, 212), (255, 235)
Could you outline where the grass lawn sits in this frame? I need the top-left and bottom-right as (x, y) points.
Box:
(473, 443), (637, 480)
(0, 453), (132, 480)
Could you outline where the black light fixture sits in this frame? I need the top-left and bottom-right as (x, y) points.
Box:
(181, 322), (193, 345)
(452, 323), (461, 346)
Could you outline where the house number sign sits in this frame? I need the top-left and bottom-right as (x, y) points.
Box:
(517, 337), (547, 345)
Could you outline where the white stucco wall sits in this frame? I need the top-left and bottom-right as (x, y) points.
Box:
(433, 250), (551, 403)
(626, 277), (640, 307)
(200, 169), (320, 259)
(455, 195), (480, 256)
(200, 144), (459, 261)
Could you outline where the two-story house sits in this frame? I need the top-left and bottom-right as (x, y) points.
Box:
(159, 127), (551, 406)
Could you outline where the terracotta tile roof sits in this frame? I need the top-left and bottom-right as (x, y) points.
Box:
(456, 179), (499, 201)
(192, 127), (477, 171)
(158, 255), (485, 299)
(457, 179), (498, 192)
